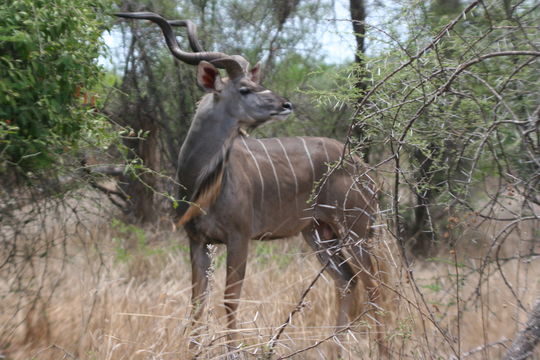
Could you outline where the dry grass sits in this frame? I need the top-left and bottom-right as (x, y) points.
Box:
(1, 199), (539, 359)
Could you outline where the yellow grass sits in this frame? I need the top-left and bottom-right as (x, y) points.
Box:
(1, 199), (538, 359)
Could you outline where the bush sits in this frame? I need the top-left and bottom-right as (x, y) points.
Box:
(0, 0), (112, 174)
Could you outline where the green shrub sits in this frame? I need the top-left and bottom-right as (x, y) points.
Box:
(0, 0), (112, 174)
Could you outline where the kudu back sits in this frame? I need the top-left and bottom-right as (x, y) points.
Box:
(116, 12), (387, 358)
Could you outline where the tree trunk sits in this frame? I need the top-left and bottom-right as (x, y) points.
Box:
(409, 146), (438, 257)
(349, 0), (366, 67)
(264, 0), (301, 79)
(409, 0), (462, 256)
(114, 12), (164, 225)
(349, 0), (369, 163)
(504, 298), (540, 360)
(119, 99), (160, 224)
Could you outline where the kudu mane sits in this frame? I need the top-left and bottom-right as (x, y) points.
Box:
(177, 112), (233, 225)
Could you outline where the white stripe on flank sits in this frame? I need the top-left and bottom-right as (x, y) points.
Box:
(276, 139), (298, 194)
(299, 137), (316, 182)
(318, 140), (331, 200)
(257, 139), (282, 209)
(343, 182), (354, 212)
(276, 138), (299, 211)
(241, 136), (265, 207)
(316, 204), (337, 209)
(322, 140), (330, 165)
(255, 89), (272, 94)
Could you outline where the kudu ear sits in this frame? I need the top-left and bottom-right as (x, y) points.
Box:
(250, 62), (262, 84)
(197, 61), (223, 92)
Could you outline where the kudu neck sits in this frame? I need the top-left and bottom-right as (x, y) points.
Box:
(176, 95), (238, 212)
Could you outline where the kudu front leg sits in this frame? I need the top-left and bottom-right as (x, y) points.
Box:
(224, 238), (249, 347)
(188, 238), (211, 349)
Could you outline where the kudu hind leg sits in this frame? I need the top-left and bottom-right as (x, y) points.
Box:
(348, 238), (389, 357)
(301, 223), (358, 357)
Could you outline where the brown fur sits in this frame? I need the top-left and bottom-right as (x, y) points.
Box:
(177, 169), (224, 227)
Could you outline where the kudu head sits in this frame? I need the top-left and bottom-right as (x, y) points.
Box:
(114, 12), (292, 129)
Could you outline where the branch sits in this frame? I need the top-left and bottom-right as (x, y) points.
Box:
(84, 164), (126, 177)
(267, 258), (330, 354)
(80, 160), (130, 212)
(460, 337), (510, 358)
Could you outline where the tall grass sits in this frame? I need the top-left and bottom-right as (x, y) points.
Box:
(1, 197), (538, 359)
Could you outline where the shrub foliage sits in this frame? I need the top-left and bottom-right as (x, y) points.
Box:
(0, 0), (112, 174)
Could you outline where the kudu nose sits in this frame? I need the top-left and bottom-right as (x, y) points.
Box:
(282, 102), (293, 111)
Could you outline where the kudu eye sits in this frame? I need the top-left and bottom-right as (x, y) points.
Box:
(239, 87), (251, 95)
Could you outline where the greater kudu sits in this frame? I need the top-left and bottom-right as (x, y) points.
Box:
(116, 12), (386, 358)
